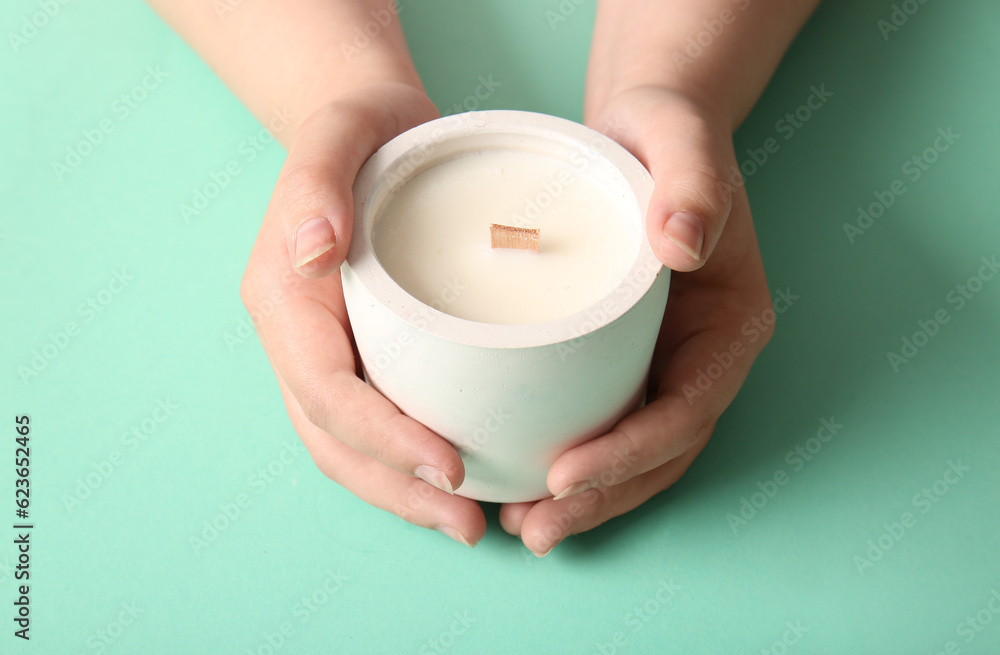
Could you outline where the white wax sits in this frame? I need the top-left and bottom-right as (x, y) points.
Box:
(373, 149), (636, 324)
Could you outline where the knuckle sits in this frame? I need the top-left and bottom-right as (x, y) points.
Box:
(239, 269), (257, 310)
(759, 321), (777, 348)
(364, 417), (407, 468)
(754, 292), (778, 348)
(273, 163), (337, 226)
(597, 429), (642, 486)
(361, 431), (392, 467)
(296, 381), (333, 431)
(303, 444), (341, 485)
(391, 502), (414, 522)
(678, 163), (733, 219)
(323, 374), (394, 464)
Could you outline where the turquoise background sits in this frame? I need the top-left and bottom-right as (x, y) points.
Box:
(2, 0), (999, 652)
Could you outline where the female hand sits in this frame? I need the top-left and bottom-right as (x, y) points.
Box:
(240, 82), (487, 548)
(500, 87), (775, 556)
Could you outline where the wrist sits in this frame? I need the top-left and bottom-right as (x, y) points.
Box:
(288, 80), (438, 152)
(285, 72), (432, 148)
(587, 76), (733, 135)
(586, 0), (823, 134)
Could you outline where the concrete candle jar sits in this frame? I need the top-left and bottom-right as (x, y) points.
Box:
(342, 110), (670, 503)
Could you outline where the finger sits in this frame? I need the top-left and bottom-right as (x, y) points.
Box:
(498, 501), (534, 537)
(545, 306), (768, 500)
(600, 94), (736, 272)
(520, 440), (708, 557)
(546, 193), (770, 500)
(277, 373), (486, 547)
(242, 210), (465, 494)
(545, 331), (732, 501)
(274, 83), (437, 279)
(269, 290), (467, 493)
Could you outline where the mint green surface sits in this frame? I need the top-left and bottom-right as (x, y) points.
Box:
(2, 0), (999, 652)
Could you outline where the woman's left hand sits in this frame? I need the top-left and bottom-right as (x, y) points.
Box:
(500, 87), (775, 556)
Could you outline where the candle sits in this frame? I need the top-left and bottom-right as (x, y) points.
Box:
(343, 111), (670, 503)
(372, 149), (637, 325)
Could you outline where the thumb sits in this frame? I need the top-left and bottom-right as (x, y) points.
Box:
(602, 99), (737, 272)
(272, 85), (438, 279)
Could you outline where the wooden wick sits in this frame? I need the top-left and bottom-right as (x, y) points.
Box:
(490, 224), (540, 252)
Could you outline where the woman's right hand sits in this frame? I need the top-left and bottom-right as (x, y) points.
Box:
(239, 82), (487, 548)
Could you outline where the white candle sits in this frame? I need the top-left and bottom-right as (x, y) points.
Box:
(344, 111), (670, 502)
(372, 149), (637, 325)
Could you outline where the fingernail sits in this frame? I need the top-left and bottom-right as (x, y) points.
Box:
(553, 481), (592, 501)
(531, 539), (562, 558)
(436, 525), (476, 548)
(415, 465), (454, 495)
(663, 211), (704, 262)
(294, 217), (336, 268)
